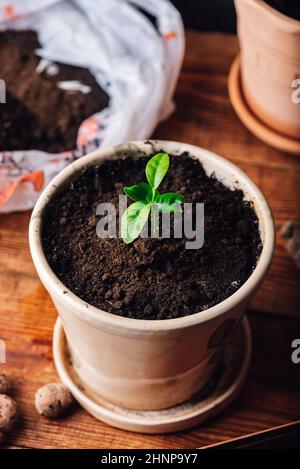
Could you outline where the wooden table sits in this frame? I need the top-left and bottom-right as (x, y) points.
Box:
(1, 32), (300, 449)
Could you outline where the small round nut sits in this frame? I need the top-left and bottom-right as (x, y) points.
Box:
(0, 394), (17, 432)
(0, 374), (11, 394)
(35, 383), (74, 419)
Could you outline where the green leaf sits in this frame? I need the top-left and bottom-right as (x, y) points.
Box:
(123, 183), (152, 203)
(121, 201), (150, 244)
(146, 153), (170, 190)
(120, 152), (186, 245)
(153, 192), (184, 213)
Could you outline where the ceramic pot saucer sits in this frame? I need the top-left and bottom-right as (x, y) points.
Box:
(53, 317), (251, 434)
(228, 55), (300, 155)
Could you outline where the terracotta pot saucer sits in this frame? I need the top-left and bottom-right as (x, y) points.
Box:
(53, 317), (252, 434)
(228, 55), (300, 155)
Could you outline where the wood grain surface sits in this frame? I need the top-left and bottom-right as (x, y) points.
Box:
(0, 32), (300, 449)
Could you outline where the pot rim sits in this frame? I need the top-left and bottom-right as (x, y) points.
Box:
(29, 140), (275, 332)
(236, 0), (300, 30)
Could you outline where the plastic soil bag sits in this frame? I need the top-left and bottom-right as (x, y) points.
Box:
(0, 0), (184, 212)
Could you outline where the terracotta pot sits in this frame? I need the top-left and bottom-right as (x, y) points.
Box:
(235, 0), (300, 139)
(29, 140), (275, 411)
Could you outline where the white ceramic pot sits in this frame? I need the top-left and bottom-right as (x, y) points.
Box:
(29, 140), (275, 411)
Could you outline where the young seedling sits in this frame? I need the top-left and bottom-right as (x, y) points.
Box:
(121, 152), (184, 244)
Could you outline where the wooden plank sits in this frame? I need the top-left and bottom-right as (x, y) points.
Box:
(0, 31), (300, 449)
(155, 32), (300, 318)
(1, 313), (299, 449)
(156, 32), (300, 171)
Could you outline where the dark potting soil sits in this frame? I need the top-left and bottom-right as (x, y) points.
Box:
(264, 1), (300, 20)
(0, 30), (109, 153)
(42, 152), (263, 320)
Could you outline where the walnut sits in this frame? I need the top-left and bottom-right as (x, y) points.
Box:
(0, 394), (17, 433)
(35, 383), (74, 418)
